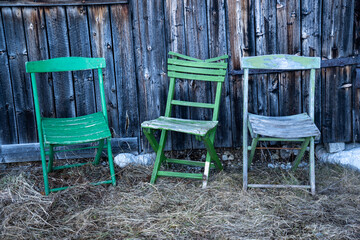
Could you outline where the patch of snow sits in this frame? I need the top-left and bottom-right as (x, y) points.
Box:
(316, 143), (360, 171)
(114, 153), (156, 168)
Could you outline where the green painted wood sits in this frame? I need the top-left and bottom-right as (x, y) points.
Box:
(52, 162), (89, 170)
(171, 100), (215, 109)
(143, 52), (227, 185)
(291, 137), (310, 171)
(168, 51), (202, 62)
(166, 158), (215, 168)
(168, 58), (227, 69)
(168, 65), (227, 76)
(243, 54), (320, 194)
(27, 56), (116, 195)
(242, 55), (320, 70)
(167, 71), (225, 82)
(258, 137), (305, 142)
(157, 171), (203, 179)
(205, 55), (229, 63)
(248, 137), (259, 166)
(25, 57), (106, 73)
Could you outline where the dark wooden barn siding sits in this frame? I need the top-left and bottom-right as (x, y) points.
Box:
(0, 2), (140, 148)
(0, 0), (358, 155)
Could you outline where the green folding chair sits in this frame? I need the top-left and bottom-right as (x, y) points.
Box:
(242, 54), (321, 195)
(26, 57), (116, 195)
(141, 52), (228, 187)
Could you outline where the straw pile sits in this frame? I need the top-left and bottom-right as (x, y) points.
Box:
(0, 149), (359, 239)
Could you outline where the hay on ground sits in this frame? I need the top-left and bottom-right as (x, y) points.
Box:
(0, 149), (359, 239)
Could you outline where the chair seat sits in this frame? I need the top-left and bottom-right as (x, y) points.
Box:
(141, 116), (218, 136)
(42, 112), (111, 145)
(248, 113), (320, 139)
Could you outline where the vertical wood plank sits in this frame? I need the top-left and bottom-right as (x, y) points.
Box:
(207, 0), (232, 147)
(0, 10), (18, 144)
(354, 0), (360, 142)
(131, 0), (167, 150)
(277, 0), (301, 116)
(227, 0), (254, 146)
(110, 4), (140, 139)
(184, 0), (211, 149)
(23, 7), (55, 119)
(2, 7), (37, 143)
(66, 5), (96, 116)
(227, 0), (243, 146)
(44, 6), (75, 118)
(301, 0), (322, 135)
(164, 0), (192, 150)
(254, 0), (277, 117)
(88, 5), (119, 135)
(321, 0), (354, 142)
(246, 0), (257, 116)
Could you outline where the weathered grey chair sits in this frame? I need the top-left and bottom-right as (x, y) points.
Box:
(242, 54), (321, 195)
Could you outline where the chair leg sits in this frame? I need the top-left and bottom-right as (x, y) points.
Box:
(309, 137), (315, 195)
(243, 133), (248, 192)
(107, 138), (116, 186)
(202, 132), (222, 188)
(150, 129), (168, 184)
(248, 137), (259, 167)
(291, 137), (310, 171)
(40, 144), (50, 195)
(47, 145), (54, 173)
(143, 128), (167, 163)
(93, 139), (105, 165)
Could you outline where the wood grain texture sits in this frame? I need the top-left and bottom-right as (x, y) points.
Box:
(226, 0), (244, 146)
(321, 0), (354, 142)
(301, 0), (322, 136)
(142, 116), (218, 136)
(0, 10), (17, 144)
(164, 0), (192, 150)
(277, 0), (301, 117)
(131, 0), (168, 150)
(44, 6), (75, 118)
(248, 113), (320, 139)
(110, 4), (139, 139)
(88, 5), (119, 136)
(66, 7), (95, 113)
(354, 1), (360, 142)
(2, 7), (37, 143)
(207, 0), (232, 147)
(184, 0), (211, 149)
(0, 0), (128, 7)
(23, 7), (55, 119)
(67, 6), (96, 117)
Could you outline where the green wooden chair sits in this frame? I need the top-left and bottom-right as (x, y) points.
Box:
(26, 57), (116, 195)
(141, 52), (228, 187)
(242, 54), (321, 195)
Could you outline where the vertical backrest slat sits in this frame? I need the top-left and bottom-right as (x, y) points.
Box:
(164, 77), (176, 117)
(309, 68), (316, 120)
(242, 68), (249, 189)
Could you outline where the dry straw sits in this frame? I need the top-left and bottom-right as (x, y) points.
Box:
(0, 152), (359, 239)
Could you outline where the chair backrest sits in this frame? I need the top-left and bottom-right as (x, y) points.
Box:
(165, 52), (228, 121)
(241, 54), (320, 120)
(26, 57), (108, 132)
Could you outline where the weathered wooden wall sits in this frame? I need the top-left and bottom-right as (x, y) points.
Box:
(0, 0), (359, 159)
